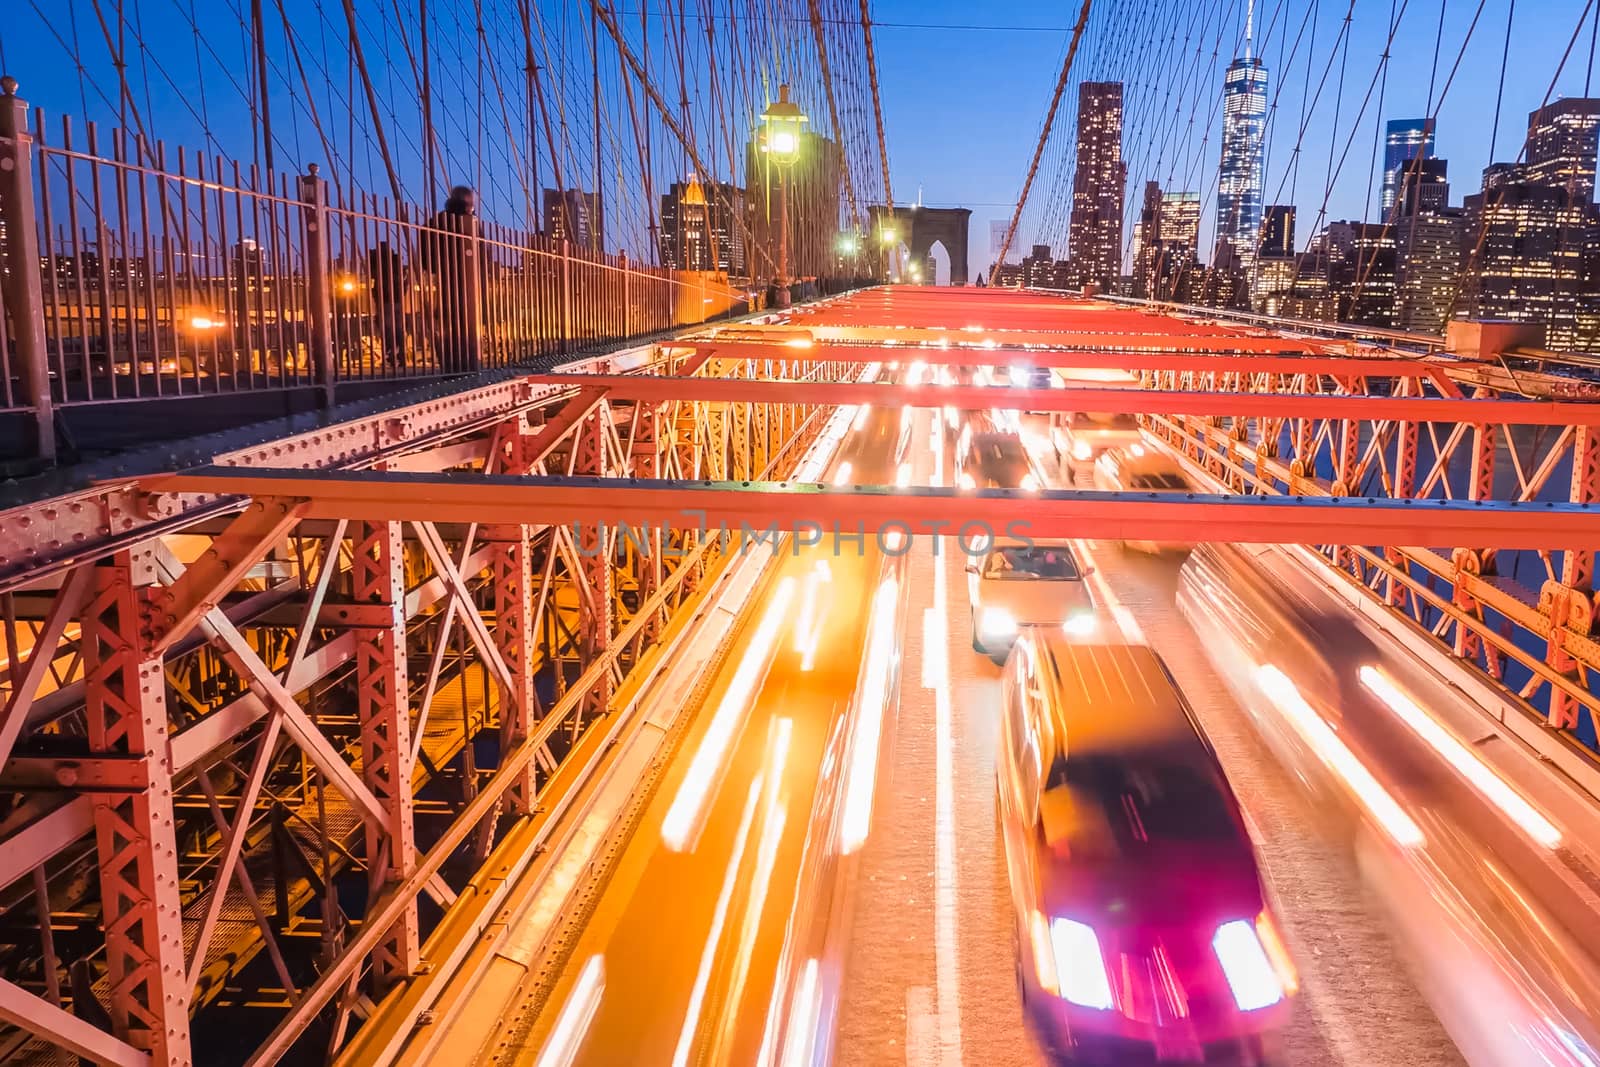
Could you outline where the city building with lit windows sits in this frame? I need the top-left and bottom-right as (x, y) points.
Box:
(1381, 118), (1436, 216)
(543, 188), (604, 251)
(1392, 159), (1461, 334)
(1067, 81), (1126, 288)
(1524, 98), (1600, 205)
(1132, 183), (1199, 300)
(659, 177), (748, 276)
(1215, 18), (1268, 272)
(1461, 178), (1594, 350)
(1458, 98), (1600, 351)
(1395, 208), (1465, 333)
(744, 130), (843, 282)
(1251, 205), (1296, 314)
(1324, 221), (1397, 328)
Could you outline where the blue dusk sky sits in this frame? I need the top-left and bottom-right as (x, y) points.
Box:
(3, 0), (1597, 270)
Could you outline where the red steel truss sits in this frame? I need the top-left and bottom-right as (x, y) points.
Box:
(0, 336), (846, 1066)
(4, 286), (1600, 1067)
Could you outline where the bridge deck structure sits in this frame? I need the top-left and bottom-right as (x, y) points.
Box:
(2, 285), (1600, 1066)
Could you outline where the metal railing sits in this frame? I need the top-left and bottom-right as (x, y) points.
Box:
(0, 82), (756, 463)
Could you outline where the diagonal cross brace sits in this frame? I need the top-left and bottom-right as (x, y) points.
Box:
(145, 499), (308, 654)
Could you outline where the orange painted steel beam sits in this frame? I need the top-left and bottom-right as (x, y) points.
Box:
(146, 468), (1600, 549)
(681, 339), (1435, 377)
(525, 374), (1600, 426)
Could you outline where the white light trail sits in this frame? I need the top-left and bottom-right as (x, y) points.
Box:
(1360, 666), (1561, 849)
(838, 576), (902, 853)
(533, 956), (605, 1067)
(671, 774), (766, 1067)
(662, 578), (796, 851)
(1254, 665), (1424, 848)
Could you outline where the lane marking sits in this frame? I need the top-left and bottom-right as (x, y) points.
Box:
(905, 985), (938, 1067)
(927, 443), (964, 1067)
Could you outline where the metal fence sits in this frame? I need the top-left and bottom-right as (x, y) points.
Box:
(0, 84), (740, 462)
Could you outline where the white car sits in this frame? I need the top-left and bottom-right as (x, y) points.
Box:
(966, 540), (1098, 662)
(1052, 411), (1144, 470)
(1092, 446), (1194, 554)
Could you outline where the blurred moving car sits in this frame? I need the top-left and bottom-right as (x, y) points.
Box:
(1091, 446), (1195, 554)
(967, 540), (1097, 662)
(1052, 411), (1144, 470)
(958, 428), (1041, 491)
(998, 637), (1298, 1064)
(1009, 363), (1056, 390)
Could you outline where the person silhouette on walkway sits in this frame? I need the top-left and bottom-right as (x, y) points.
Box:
(368, 241), (407, 367)
(421, 185), (482, 371)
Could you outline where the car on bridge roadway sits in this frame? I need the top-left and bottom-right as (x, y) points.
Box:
(966, 540), (1098, 662)
(1052, 411), (1145, 471)
(958, 427), (1041, 492)
(997, 637), (1298, 1065)
(1091, 446), (1196, 554)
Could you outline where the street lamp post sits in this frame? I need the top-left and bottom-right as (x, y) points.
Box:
(761, 84), (807, 308)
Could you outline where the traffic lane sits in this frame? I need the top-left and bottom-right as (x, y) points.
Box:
(1165, 533), (1600, 982)
(555, 556), (874, 1067)
(1084, 543), (1462, 1067)
(1343, 631), (1600, 950)
(506, 407), (902, 1065)
(1180, 550), (1600, 1056)
(835, 408), (1041, 1067)
(945, 541), (1051, 1067)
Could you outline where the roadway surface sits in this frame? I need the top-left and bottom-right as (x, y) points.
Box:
(831, 412), (1464, 1067)
(487, 404), (906, 1066)
(478, 404), (1523, 1067)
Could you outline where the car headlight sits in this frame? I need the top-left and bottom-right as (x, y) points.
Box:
(1213, 919), (1286, 1011)
(1048, 917), (1114, 1010)
(1020, 473), (1040, 492)
(1062, 611), (1096, 637)
(1072, 440), (1094, 461)
(978, 607), (1017, 637)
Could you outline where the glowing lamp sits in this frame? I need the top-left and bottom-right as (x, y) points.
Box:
(760, 84), (808, 166)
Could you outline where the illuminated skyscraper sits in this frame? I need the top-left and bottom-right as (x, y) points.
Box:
(1524, 98), (1600, 206)
(1215, 0), (1268, 271)
(1252, 206), (1296, 314)
(1459, 99), (1600, 350)
(659, 176), (748, 275)
(1132, 182), (1162, 297)
(1067, 81), (1126, 288)
(543, 188), (604, 251)
(1380, 118), (1436, 216)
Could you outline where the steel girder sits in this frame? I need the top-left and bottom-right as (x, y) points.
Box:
(0, 338), (851, 1066)
(132, 469), (1600, 549)
(521, 372), (1600, 425)
(1136, 373), (1600, 736)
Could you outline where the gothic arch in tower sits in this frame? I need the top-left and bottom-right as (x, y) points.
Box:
(869, 206), (972, 286)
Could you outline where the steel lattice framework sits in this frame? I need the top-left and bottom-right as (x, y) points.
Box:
(0, 318), (854, 1066)
(4, 286), (1600, 1066)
